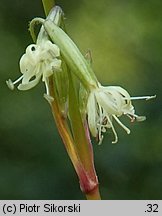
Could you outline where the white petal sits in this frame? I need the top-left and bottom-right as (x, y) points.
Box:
(51, 59), (62, 70)
(19, 54), (35, 74)
(21, 67), (37, 84)
(104, 86), (136, 116)
(108, 86), (131, 99)
(106, 86), (131, 110)
(18, 73), (41, 90)
(96, 91), (119, 115)
(43, 41), (60, 57)
(26, 44), (37, 58)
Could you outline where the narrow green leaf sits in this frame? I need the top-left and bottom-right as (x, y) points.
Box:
(68, 71), (94, 170)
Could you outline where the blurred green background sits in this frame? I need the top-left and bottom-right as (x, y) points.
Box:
(0, 0), (161, 199)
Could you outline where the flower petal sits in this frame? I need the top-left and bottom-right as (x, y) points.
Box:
(43, 41), (60, 57)
(19, 53), (35, 74)
(96, 91), (119, 115)
(18, 73), (41, 90)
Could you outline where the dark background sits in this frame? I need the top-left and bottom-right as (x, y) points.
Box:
(0, 0), (161, 199)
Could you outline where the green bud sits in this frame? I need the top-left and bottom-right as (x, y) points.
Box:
(43, 19), (98, 89)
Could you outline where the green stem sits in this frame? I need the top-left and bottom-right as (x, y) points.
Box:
(86, 187), (101, 200)
(68, 72), (96, 174)
(42, 0), (55, 16)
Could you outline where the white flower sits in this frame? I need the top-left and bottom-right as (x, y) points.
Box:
(87, 84), (156, 144)
(6, 40), (62, 94)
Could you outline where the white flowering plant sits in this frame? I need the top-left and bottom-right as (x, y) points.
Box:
(6, 0), (155, 199)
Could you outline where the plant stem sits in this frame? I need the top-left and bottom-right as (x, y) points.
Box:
(42, 0), (55, 16)
(86, 187), (101, 200)
(42, 0), (101, 200)
(68, 73), (94, 172)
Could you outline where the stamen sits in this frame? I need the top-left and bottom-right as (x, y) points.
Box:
(45, 79), (50, 95)
(6, 75), (23, 90)
(130, 95), (156, 100)
(13, 75), (24, 85)
(134, 115), (146, 122)
(98, 135), (103, 145)
(44, 79), (54, 103)
(96, 122), (103, 145)
(6, 79), (14, 90)
(101, 127), (106, 132)
(113, 115), (130, 134)
(127, 114), (136, 122)
(44, 94), (54, 103)
(98, 127), (104, 145)
(107, 115), (118, 144)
